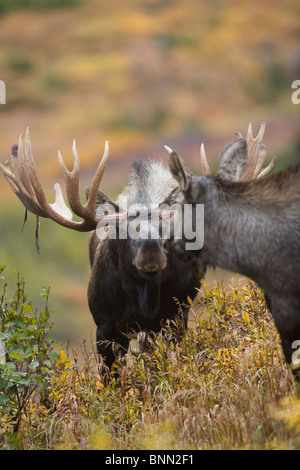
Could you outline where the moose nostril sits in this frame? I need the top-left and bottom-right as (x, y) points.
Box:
(146, 265), (159, 272)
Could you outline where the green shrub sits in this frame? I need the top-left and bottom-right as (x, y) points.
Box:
(0, 0), (81, 13)
(0, 267), (60, 447)
(5, 55), (34, 73)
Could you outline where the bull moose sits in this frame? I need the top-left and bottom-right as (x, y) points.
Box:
(0, 129), (203, 370)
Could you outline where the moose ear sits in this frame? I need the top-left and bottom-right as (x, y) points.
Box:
(217, 138), (248, 181)
(166, 147), (189, 191)
(165, 146), (203, 203)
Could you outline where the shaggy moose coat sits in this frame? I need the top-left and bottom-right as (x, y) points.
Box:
(88, 159), (204, 369)
(168, 138), (300, 381)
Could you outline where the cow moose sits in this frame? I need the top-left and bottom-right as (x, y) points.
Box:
(165, 133), (300, 383)
(0, 124), (275, 373)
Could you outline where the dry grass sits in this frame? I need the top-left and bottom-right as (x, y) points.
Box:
(1, 278), (299, 450)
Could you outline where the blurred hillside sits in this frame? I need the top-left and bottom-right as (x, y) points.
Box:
(0, 0), (299, 353)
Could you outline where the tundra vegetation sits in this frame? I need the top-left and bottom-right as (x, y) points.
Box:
(0, 268), (299, 450)
(1, 126), (299, 449)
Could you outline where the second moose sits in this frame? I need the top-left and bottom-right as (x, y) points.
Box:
(166, 132), (300, 383)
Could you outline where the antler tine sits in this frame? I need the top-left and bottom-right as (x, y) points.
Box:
(0, 129), (115, 234)
(166, 143), (212, 176)
(0, 159), (46, 217)
(251, 143), (268, 179)
(85, 140), (109, 213)
(58, 139), (109, 222)
(200, 143), (211, 175)
(241, 122), (265, 180)
(163, 122), (275, 184)
(0, 130), (51, 217)
(10, 133), (34, 199)
(240, 122), (275, 181)
(257, 155), (277, 179)
(23, 128), (57, 215)
(50, 183), (73, 219)
(55, 138), (114, 229)
(22, 129), (73, 221)
(58, 140), (82, 217)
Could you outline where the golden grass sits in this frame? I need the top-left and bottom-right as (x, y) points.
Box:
(2, 279), (299, 450)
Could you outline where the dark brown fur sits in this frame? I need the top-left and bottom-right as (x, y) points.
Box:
(88, 159), (205, 370)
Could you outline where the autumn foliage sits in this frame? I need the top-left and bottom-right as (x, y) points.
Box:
(1, 272), (299, 450)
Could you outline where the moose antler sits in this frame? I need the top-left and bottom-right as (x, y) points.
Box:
(200, 122), (277, 180)
(0, 128), (111, 233)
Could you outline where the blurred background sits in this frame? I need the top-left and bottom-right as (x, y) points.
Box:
(0, 0), (299, 356)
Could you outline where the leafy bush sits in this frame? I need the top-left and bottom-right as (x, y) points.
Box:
(0, 267), (60, 447)
(5, 55), (34, 73)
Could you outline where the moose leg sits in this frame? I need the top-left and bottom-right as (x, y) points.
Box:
(96, 322), (129, 371)
(182, 307), (189, 329)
